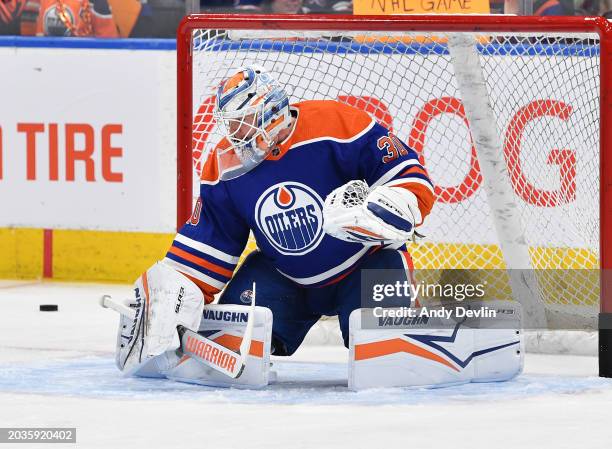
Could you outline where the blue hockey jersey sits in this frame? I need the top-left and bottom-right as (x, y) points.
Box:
(164, 100), (435, 302)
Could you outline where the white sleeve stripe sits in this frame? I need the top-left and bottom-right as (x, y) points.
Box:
(385, 177), (435, 194)
(370, 159), (421, 188)
(174, 234), (240, 264)
(277, 247), (370, 285)
(290, 119), (376, 150)
(163, 258), (226, 290)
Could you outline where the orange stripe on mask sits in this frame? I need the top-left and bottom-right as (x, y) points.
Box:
(251, 94), (267, 106)
(354, 338), (459, 372)
(223, 72), (246, 94)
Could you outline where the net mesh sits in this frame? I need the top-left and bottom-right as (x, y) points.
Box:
(190, 29), (600, 330)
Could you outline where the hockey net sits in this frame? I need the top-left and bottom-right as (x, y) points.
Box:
(179, 16), (611, 355)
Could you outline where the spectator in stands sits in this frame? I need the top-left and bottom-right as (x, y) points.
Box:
(200, 0), (245, 12)
(502, 0), (574, 15)
(532, 0), (574, 15)
(0, 0), (22, 35)
(604, 0), (612, 17)
(576, 0), (612, 16)
(259, 0), (306, 13)
(301, 0), (351, 13)
(114, 0), (185, 38)
(35, 0), (118, 36)
(235, 0), (264, 9)
(200, 0), (290, 11)
(226, 0), (352, 12)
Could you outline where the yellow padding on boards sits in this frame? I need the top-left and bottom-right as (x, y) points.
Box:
(53, 230), (174, 283)
(406, 242), (598, 270)
(0, 228), (43, 279)
(406, 242), (599, 307)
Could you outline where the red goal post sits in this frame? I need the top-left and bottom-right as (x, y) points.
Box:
(176, 14), (612, 377)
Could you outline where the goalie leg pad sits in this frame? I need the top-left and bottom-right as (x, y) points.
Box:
(116, 262), (205, 376)
(166, 304), (273, 389)
(348, 300), (523, 390)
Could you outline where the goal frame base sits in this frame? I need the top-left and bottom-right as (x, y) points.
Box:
(600, 313), (612, 377)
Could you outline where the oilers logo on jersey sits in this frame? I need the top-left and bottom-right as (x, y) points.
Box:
(255, 182), (325, 256)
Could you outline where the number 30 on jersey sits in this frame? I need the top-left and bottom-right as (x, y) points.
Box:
(377, 132), (409, 164)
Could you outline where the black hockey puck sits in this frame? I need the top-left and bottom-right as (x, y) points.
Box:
(39, 304), (58, 312)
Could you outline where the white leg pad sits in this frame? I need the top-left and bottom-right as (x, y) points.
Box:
(165, 304), (274, 389)
(349, 300), (524, 390)
(117, 262), (205, 376)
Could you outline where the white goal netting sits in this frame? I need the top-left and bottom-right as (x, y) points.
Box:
(189, 28), (600, 339)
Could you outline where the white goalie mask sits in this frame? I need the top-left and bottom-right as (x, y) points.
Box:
(214, 65), (291, 180)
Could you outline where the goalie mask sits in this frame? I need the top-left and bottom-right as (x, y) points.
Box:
(214, 65), (291, 180)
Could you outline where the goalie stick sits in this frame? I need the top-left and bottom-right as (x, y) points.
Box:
(99, 283), (257, 379)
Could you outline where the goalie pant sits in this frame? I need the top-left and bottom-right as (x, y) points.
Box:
(218, 248), (415, 355)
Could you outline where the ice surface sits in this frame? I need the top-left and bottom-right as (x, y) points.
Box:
(1, 280), (611, 449)
(1, 356), (611, 407)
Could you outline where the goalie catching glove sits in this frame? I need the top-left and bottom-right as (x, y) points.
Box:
(323, 180), (421, 245)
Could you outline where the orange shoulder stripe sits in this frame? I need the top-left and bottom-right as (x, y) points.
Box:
(200, 139), (243, 183)
(200, 150), (220, 183)
(288, 100), (374, 146)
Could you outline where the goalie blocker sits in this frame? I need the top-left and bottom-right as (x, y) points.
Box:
(348, 300), (523, 390)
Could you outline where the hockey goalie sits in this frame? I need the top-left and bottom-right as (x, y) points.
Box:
(108, 65), (523, 389)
